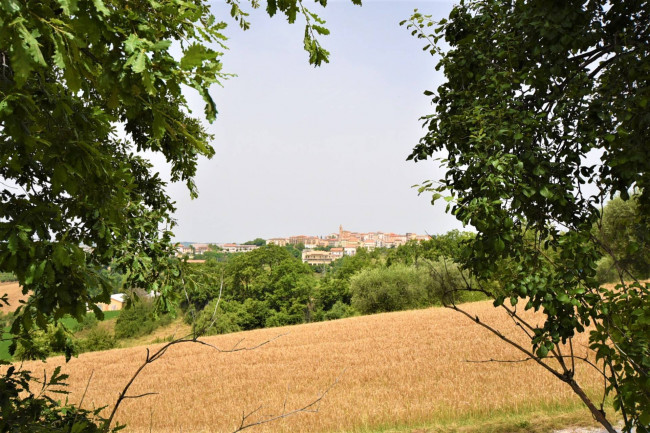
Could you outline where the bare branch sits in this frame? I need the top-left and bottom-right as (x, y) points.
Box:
(464, 355), (606, 380)
(122, 392), (159, 400)
(103, 329), (288, 432)
(447, 303), (565, 382)
(231, 370), (345, 433)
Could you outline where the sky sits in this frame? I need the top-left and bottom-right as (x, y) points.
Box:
(151, 0), (463, 243)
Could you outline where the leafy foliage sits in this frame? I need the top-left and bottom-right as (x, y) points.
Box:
(0, 364), (119, 432)
(350, 265), (429, 314)
(114, 298), (172, 339)
(403, 1), (650, 430)
(78, 327), (116, 353)
(594, 196), (650, 283)
(243, 238), (267, 246)
(0, 0), (353, 429)
(13, 324), (77, 361)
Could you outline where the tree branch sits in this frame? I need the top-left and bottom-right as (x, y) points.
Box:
(231, 370), (345, 433)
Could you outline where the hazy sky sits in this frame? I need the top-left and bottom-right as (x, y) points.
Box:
(152, 0), (463, 243)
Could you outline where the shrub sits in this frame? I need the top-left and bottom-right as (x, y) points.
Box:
(0, 272), (17, 283)
(595, 256), (619, 284)
(115, 299), (172, 339)
(71, 313), (99, 333)
(79, 328), (116, 353)
(264, 309), (296, 328)
(0, 312), (12, 329)
(13, 325), (78, 361)
(418, 258), (483, 305)
(322, 301), (357, 321)
(193, 299), (242, 336)
(350, 265), (428, 314)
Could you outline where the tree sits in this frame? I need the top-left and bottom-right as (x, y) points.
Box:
(0, 0), (358, 430)
(243, 238), (267, 246)
(403, 1), (649, 431)
(594, 195), (650, 283)
(350, 265), (428, 314)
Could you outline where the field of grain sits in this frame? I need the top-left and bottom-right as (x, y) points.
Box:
(18, 301), (603, 433)
(0, 282), (27, 312)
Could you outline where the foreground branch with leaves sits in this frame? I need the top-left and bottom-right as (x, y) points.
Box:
(0, 0), (360, 431)
(404, 1), (650, 431)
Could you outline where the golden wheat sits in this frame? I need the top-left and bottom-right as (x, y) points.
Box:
(17, 301), (603, 433)
(0, 282), (26, 313)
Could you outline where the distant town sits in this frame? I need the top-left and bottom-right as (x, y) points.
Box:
(176, 225), (431, 265)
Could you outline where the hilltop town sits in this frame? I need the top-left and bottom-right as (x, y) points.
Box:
(176, 225), (431, 265)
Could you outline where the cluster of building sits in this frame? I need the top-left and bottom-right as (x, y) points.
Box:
(275, 225), (430, 265)
(269, 225), (428, 250)
(175, 242), (260, 256)
(176, 226), (430, 266)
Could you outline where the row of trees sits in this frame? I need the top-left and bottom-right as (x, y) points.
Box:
(178, 193), (649, 336)
(179, 238), (469, 335)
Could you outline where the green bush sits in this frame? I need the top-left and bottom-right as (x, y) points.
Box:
(418, 258), (482, 305)
(71, 313), (99, 332)
(350, 265), (429, 314)
(13, 325), (78, 361)
(265, 309), (297, 328)
(0, 311), (12, 329)
(322, 301), (357, 321)
(115, 299), (172, 339)
(79, 328), (116, 353)
(595, 256), (619, 284)
(0, 272), (17, 283)
(193, 299), (242, 336)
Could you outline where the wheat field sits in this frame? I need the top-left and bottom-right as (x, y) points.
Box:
(0, 282), (26, 313)
(18, 301), (603, 433)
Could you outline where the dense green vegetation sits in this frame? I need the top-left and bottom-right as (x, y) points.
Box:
(0, 272), (17, 283)
(594, 196), (650, 284)
(178, 232), (485, 336)
(0, 0), (350, 428)
(404, 1), (649, 430)
(0, 310), (122, 361)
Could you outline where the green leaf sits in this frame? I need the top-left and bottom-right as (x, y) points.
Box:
(181, 44), (207, 70)
(52, 33), (67, 69)
(539, 186), (552, 198)
(151, 40), (172, 51)
(132, 51), (147, 73)
(152, 110), (166, 139)
(557, 293), (569, 304)
(124, 34), (139, 54)
(92, 0), (110, 15)
(56, 0), (79, 15)
(7, 234), (18, 253)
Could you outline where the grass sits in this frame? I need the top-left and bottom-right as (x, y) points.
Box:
(356, 405), (603, 433)
(0, 310), (122, 361)
(14, 300), (606, 433)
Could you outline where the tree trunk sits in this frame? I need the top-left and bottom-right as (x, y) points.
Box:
(568, 379), (617, 433)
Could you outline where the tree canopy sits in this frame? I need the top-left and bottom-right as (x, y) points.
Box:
(0, 0), (359, 430)
(403, 1), (649, 431)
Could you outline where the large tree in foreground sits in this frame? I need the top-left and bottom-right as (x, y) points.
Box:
(403, 1), (649, 431)
(0, 0), (357, 430)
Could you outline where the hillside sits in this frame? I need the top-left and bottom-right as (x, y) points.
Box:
(19, 301), (604, 433)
